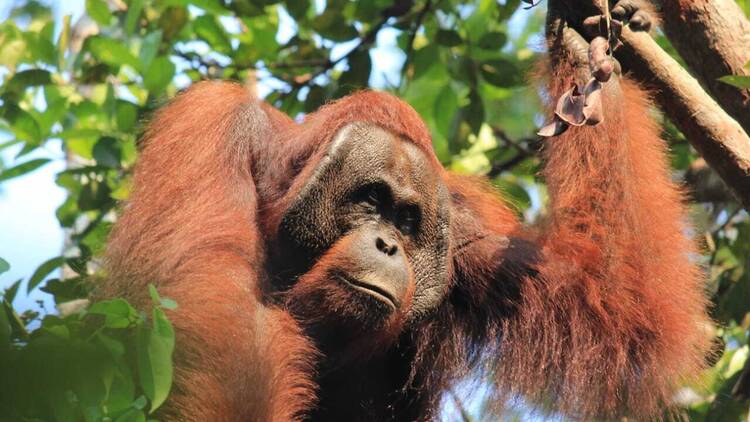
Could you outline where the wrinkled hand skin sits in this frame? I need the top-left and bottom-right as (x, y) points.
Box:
(611, 0), (658, 32)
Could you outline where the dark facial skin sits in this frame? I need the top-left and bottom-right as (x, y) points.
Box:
(274, 123), (451, 341)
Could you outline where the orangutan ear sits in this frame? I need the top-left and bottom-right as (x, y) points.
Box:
(444, 173), (519, 249)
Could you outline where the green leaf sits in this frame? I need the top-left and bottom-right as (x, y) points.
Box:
(137, 308), (175, 413)
(412, 44), (439, 79)
(232, 0), (264, 16)
(116, 100), (139, 132)
(193, 14), (232, 54)
(114, 408), (146, 422)
(81, 221), (113, 256)
(58, 15), (71, 68)
(159, 298), (178, 310)
(285, 0), (309, 19)
(0, 28), (26, 67)
(0, 158), (50, 183)
(89, 298), (139, 328)
(338, 49), (372, 89)
(0, 257), (9, 275)
(143, 56), (176, 94)
(304, 85), (326, 113)
(27, 256), (66, 293)
(718, 75), (750, 89)
(4, 279), (21, 303)
(480, 58), (521, 87)
(148, 284), (177, 310)
(434, 85), (458, 139)
(148, 284), (161, 305)
(477, 31), (507, 50)
(436, 29), (463, 47)
(447, 56), (477, 85)
(132, 395), (148, 410)
(312, 10), (358, 41)
(125, 0), (145, 35)
(3, 105), (42, 144)
(498, 0), (521, 21)
(93, 137), (122, 168)
(2, 297), (27, 338)
(78, 177), (113, 211)
(159, 6), (189, 41)
(88, 36), (141, 70)
(138, 30), (163, 69)
(0, 298), (10, 348)
(4, 69), (52, 95)
(464, 89), (485, 134)
(86, 0), (111, 26)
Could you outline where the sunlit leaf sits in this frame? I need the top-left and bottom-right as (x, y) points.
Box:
(125, 0), (145, 35)
(0, 258), (9, 275)
(193, 14), (232, 54)
(137, 308), (175, 412)
(86, 0), (111, 26)
(88, 36), (141, 70)
(718, 75), (750, 89)
(27, 256), (66, 293)
(143, 56), (176, 94)
(89, 298), (139, 328)
(0, 158), (50, 183)
(4, 69), (52, 94)
(138, 30), (163, 69)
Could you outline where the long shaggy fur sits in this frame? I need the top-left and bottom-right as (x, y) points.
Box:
(448, 59), (710, 419)
(103, 60), (710, 420)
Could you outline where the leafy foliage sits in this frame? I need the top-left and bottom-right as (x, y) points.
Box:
(0, 0), (749, 420)
(0, 281), (176, 422)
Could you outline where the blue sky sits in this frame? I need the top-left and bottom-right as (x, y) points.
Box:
(0, 1), (85, 310)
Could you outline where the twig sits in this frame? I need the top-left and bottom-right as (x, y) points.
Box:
(487, 151), (530, 178)
(287, 15), (391, 91)
(401, 0), (433, 83)
(487, 128), (542, 177)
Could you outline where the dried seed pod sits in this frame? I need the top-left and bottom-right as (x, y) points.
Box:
(589, 36), (614, 82)
(582, 78), (604, 125)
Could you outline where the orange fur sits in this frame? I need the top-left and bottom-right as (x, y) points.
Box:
(104, 82), (316, 421)
(443, 59), (711, 419)
(103, 65), (710, 420)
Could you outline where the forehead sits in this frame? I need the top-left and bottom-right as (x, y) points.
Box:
(328, 122), (442, 193)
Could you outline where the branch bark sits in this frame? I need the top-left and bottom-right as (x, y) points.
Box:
(614, 26), (750, 210)
(658, 0), (750, 134)
(545, 0), (750, 209)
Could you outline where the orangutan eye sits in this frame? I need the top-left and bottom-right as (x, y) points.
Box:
(397, 207), (419, 235)
(365, 187), (380, 206)
(355, 183), (388, 213)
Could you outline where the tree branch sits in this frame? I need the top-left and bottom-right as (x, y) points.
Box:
(614, 26), (750, 210)
(487, 128), (541, 178)
(287, 2), (416, 91)
(544, 0), (750, 209)
(658, 0), (750, 135)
